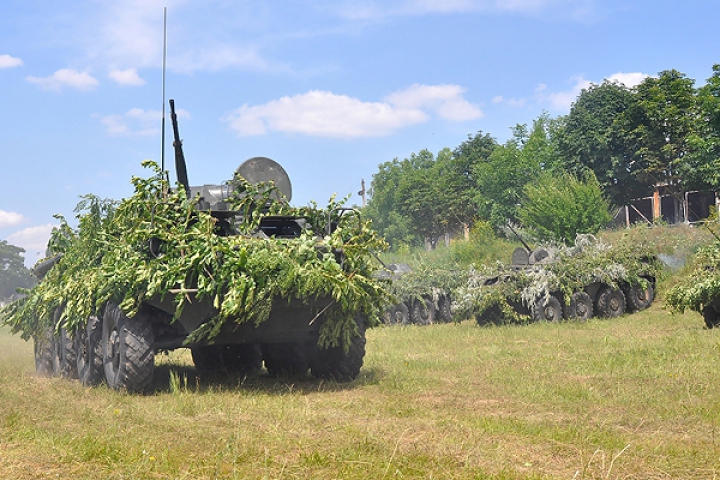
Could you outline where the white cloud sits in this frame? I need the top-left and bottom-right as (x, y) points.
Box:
(541, 72), (650, 111)
(607, 72), (648, 88)
(108, 68), (145, 86)
(492, 95), (526, 107)
(99, 107), (189, 137)
(7, 224), (57, 267)
(223, 84), (481, 138)
(0, 210), (25, 228)
(544, 76), (592, 111)
(26, 68), (99, 91)
(385, 84), (483, 121)
(81, 1), (277, 75)
(0, 54), (23, 68)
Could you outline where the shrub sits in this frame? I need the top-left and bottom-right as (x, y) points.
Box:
(518, 172), (612, 245)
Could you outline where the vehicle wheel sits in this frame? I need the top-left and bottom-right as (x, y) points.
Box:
(191, 345), (225, 373)
(595, 287), (626, 318)
(262, 343), (308, 376)
(76, 315), (104, 386)
(475, 303), (503, 326)
(386, 303), (410, 325)
(625, 282), (654, 312)
(306, 317), (366, 382)
(702, 306), (720, 329)
(102, 303), (155, 393)
(410, 298), (436, 325)
(437, 294), (453, 323)
(532, 295), (563, 322)
(34, 327), (60, 377)
(58, 327), (79, 379)
(222, 344), (263, 376)
(564, 292), (593, 321)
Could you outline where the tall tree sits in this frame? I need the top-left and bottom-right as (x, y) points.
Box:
(365, 157), (422, 248)
(684, 64), (720, 190)
(448, 131), (499, 231)
(557, 80), (646, 205)
(0, 240), (35, 299)
(619, 70), (699, 195)
(474, 116), (557, 230)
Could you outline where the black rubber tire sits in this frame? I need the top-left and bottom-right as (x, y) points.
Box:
(102, 303), (155, 393)
(532, 295), (563, 322)
(437, 294), (453, 323)
(58, 327), (79, 379)
(565, 292), (593, 321)
(625, 282), (654, 312)
(385, 303), (410, 325)
(262, 342), (309, 377)
(306, 317), (366, 382)
(191, 345), (225, 373)
(223, 344), (263, 375)
(595, 287), (626, 318)
(475, 303), (503, 326)
(410, 297), (436, 325)
(702, 306), (720, 329)
(76, 315), (105, 386)
(34, 327), (60, 377)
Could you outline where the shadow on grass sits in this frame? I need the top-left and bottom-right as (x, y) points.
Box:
(149, 363), (385, 395)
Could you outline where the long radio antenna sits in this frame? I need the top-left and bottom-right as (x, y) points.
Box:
(160, 6), (167, 177)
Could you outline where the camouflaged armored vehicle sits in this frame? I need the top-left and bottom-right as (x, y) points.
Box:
(378, 263), (454, 325)
(5, 100), (386, 392)
(458, 235), (659, 325)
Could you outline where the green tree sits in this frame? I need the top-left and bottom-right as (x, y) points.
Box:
(517, 172), (612, 245)
(684, 64), (720, 190)
(618, 70), (699, 195)
(0, 240), (35, 299)
(448, 131), (499, 231)
(556, 80), (646, 205)
(365, 157), (422, 249)
(474, 116), (558, 230)
(367, 146), (489, 250)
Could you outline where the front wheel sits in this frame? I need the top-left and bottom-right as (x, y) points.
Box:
(306, 317), (366, 382)
(102, 303), (155, 393)
(625, 282), (654, 312)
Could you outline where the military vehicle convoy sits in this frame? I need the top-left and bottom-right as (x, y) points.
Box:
(456, 235), (660, 325)
(5, 100), (387, 392)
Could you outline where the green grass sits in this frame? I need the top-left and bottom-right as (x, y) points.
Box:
(1, 304), (719, 479)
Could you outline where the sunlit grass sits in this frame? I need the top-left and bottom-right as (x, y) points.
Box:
(1, 305), (719, 479)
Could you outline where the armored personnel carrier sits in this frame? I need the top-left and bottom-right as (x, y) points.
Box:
(378, 263), (454, 325)
(457, 235), (659, 325)
(666, 241), (720, 329)
(4, 100), (387, 391)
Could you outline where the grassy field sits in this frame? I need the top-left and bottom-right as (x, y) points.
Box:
(1, 303), (719, 479)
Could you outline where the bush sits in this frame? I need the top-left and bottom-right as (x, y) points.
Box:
(518, 172), (611, 245)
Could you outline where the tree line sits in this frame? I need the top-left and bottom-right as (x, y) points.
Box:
(365, 66), (720, 249)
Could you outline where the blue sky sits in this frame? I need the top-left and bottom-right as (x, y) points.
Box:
(1, 0), (719, 266)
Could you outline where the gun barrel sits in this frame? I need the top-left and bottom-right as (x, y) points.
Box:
(169, 99), (191, 198)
